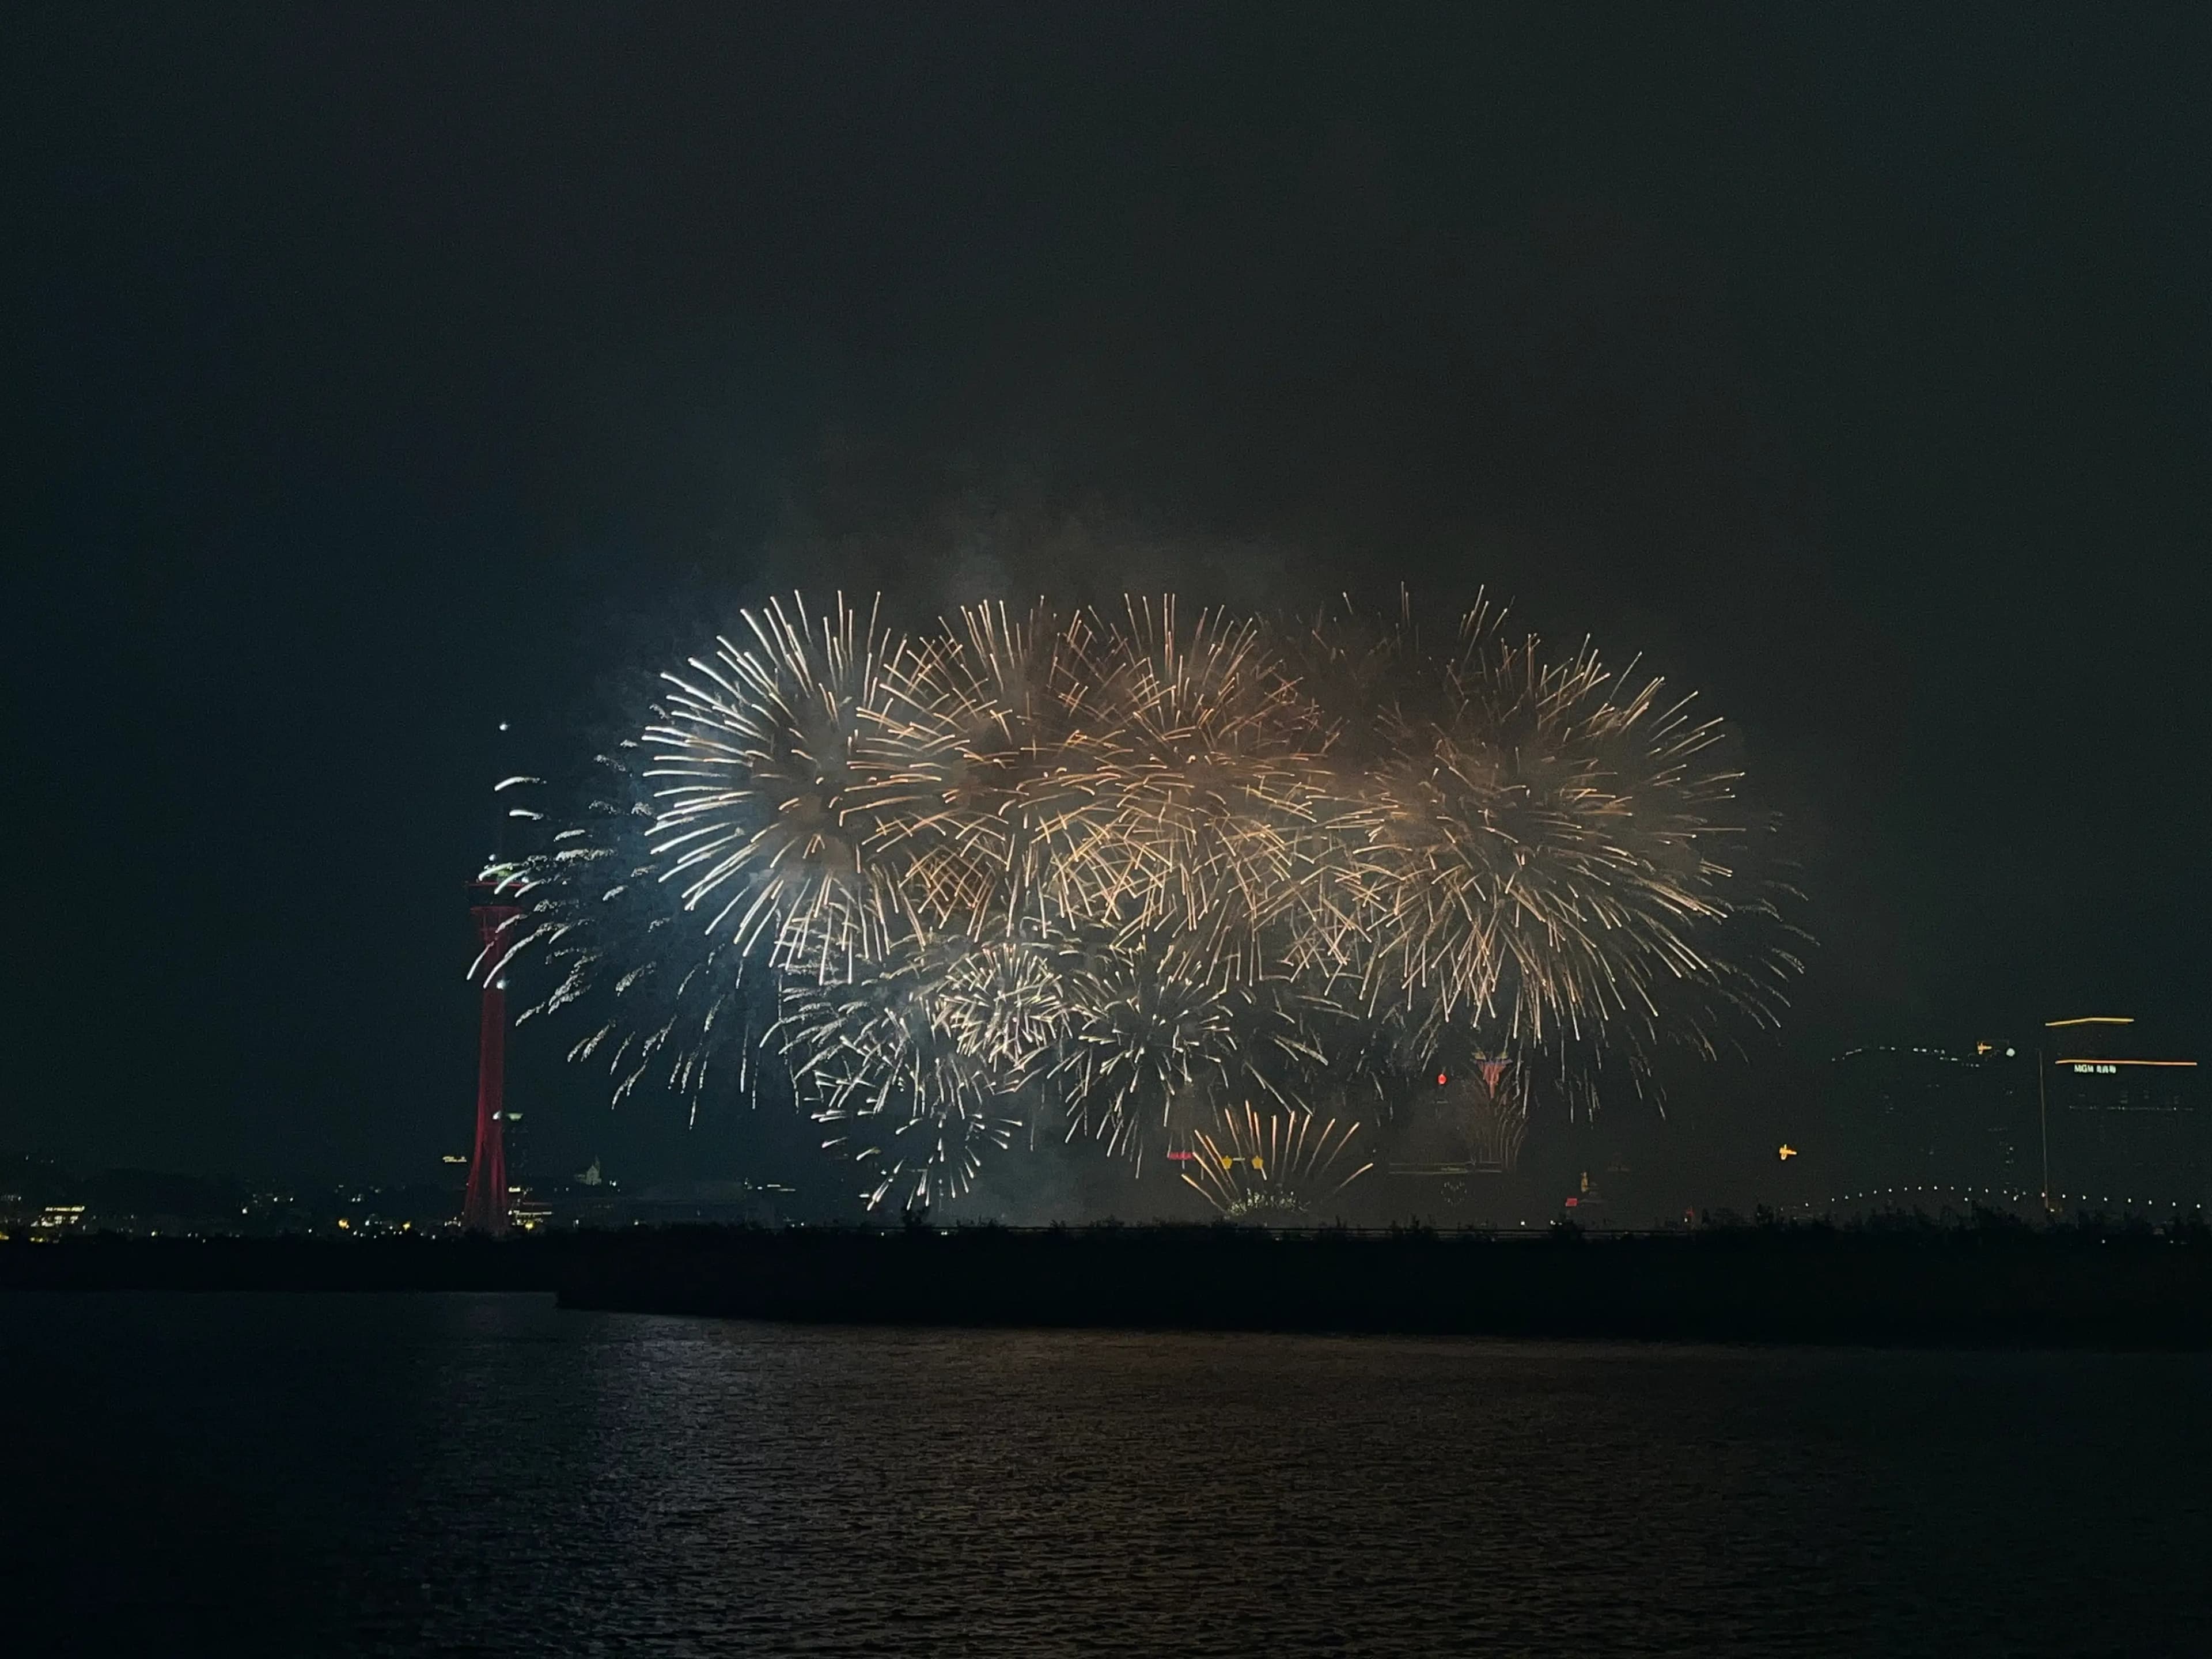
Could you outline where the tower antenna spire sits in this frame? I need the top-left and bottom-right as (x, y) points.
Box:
(464, 719), (523, 1234)
(463, 878), (519, 1233)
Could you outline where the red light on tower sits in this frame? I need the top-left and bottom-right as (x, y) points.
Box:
(463, 879), (521, 1233)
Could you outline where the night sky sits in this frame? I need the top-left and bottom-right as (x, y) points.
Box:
(10, 6), (2210, 1190)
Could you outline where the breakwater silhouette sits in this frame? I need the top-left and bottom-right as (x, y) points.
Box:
(553, 1220), (2212, 1347)
(8, 1219), (2209, 1347)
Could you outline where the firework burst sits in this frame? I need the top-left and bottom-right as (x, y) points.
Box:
(643, 594), (937, 983)
(1287, 599), (1798, 1081)
(774, 933), (1044, 1211)
(488, 589), (1804, 1207)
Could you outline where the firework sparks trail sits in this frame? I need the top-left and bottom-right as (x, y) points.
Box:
(487, 590), (1806, 1206)
(775, 932), (1060, 1211)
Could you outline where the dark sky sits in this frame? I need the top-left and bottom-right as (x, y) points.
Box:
(9, 5), (2210, 1186)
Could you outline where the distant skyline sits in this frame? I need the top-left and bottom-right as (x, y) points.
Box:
(10, 7), (2210, 1188)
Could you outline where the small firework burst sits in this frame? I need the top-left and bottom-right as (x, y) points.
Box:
(1180, 1104), (1373, 1221)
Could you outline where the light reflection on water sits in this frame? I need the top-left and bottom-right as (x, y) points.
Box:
(4, 1293), (2208, 1655)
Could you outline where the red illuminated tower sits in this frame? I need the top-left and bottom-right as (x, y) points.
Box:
(463, 878), (521, 1232)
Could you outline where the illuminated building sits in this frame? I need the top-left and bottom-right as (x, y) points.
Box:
(2040, 1018), (2205, 1208)
(1563, 1168), (1608, 1221)
(1823, 1021), (2207, 1211)
(32, 1204), (88, 1240)
(499, 1109), (553, 1230)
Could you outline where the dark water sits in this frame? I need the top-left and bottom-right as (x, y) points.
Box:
(5, 1294), (2208, 1656)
